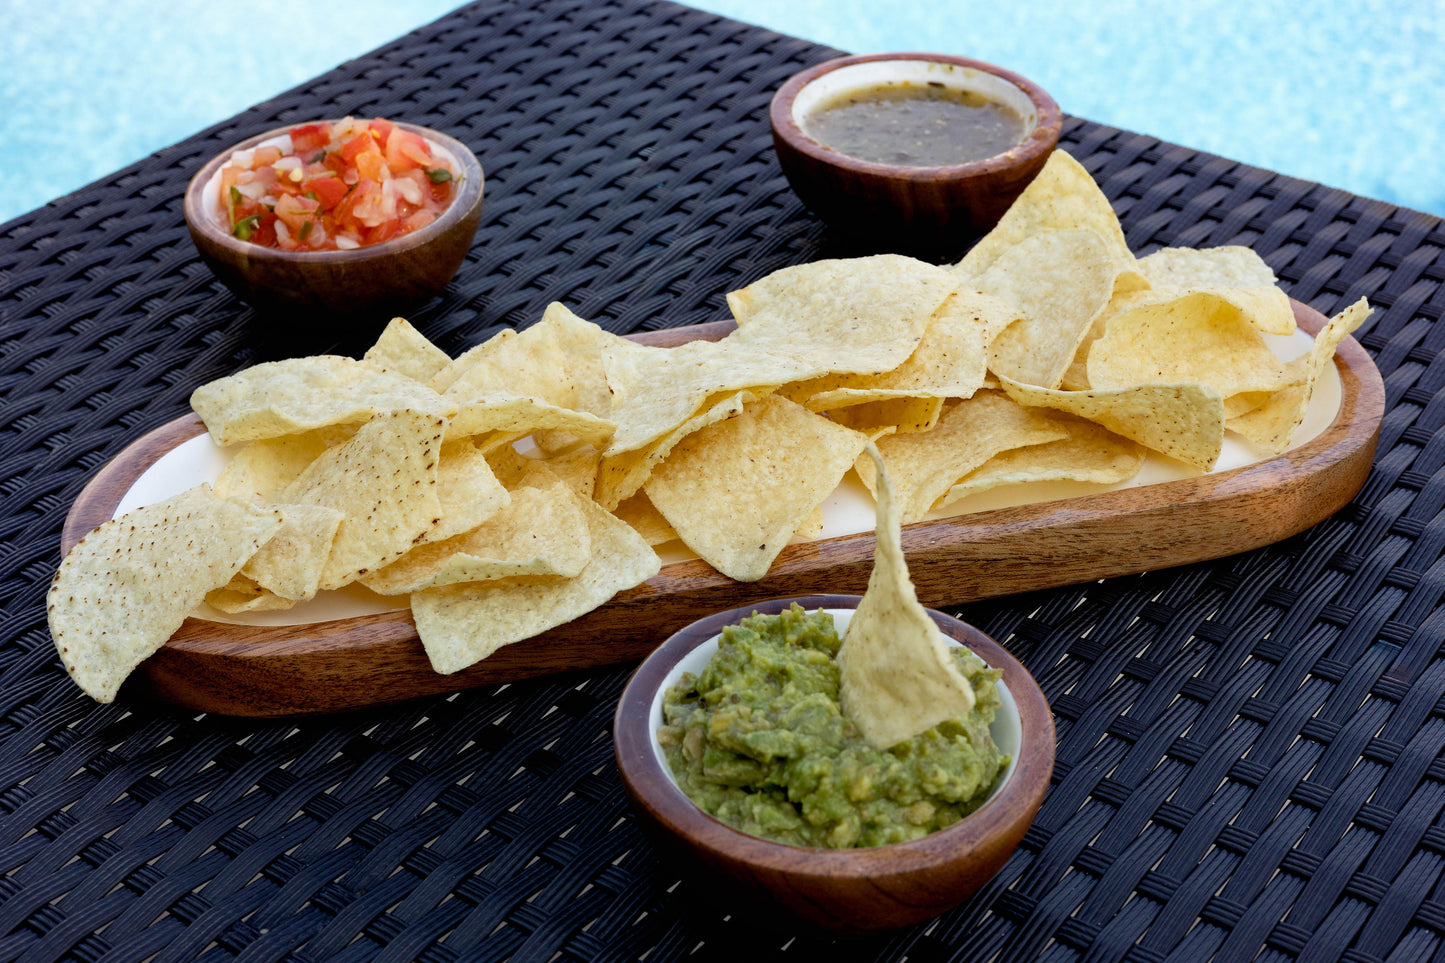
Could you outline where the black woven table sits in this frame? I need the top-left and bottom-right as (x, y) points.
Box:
(4, 1), (1445, 960)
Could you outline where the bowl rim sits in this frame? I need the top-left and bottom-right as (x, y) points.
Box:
(182, 118), (484, 264)
(769, 52), (1063, 182)
(613, 593), (1055, 877)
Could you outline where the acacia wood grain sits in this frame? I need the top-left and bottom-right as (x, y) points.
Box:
(61, 301), (1384, 716)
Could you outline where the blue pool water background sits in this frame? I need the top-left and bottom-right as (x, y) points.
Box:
(1, 0), (1441, 227)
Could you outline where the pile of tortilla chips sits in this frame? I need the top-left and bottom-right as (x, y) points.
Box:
(49, 148), (1371, 703)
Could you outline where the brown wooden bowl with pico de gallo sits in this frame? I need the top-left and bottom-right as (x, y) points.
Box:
(184, 117), (484, 324)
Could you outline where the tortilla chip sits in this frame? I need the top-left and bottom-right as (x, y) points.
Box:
(726, 254), (958, 371)
(941, 419), (1146, 506)
(48, 485), (283, 702)
(472, 430), (531, 455)
(531, 302), (620, 420)
(420, 440), (511, 544)
(1230, 298), (1371, 451)
(1087, 291), (1295, 397)
(794, 504), (825, 540)
(446, 394), (615, 447)
(242, 502), (346, 600)
(838, 444), (974, 750)
(535, 442), (602, 500)
(1139, 245), (1279, 289)
(483, 443), (537, 488)
(1137, 246), (1295, 335)
(207, 574), (297, 614)
(602, 336), (814, 456)
(619, 483), (820, 544)
(645, 396), (868, 581)
(411, 497), (660, 673)
(613, 491), (680, 546)
(955, 149), (1134, 280)
(1225, 392), (1273, 419)
(857, 391), (1071, 523)
(531, 303), (628, 453)
(432, 318), (580, 411)
(978, 228), (1127, 388)
(594, 389), (760, 510)
(362, 481), (592, 595)
(999, 375), (1225, 472)
(190, 356), (448, 446)
(789, 290), (1004, 411)
(1057, 288), (1159, 390)
(362, 317), (452, 383)
(280, 410), (446, 590)
(829, 397), (945, 435)
(212, 427), (355, 500)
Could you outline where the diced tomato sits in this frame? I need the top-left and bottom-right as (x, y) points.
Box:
(364, 220), (404, 245)
(339, 133), (375, 164)
(218, 168), (240, 222)
(303, 174), (349, 210)
(217, 117), (458, 250)
(353, 147), (387, 184)
(334, 178), (381, 231)
(385, 130), (433, 173)
(369, 117), (395, 146)
(402, 209), (437, 233)
(253, 216), (278, 247)
(274, 194), (321, 234)
(289, 123), (331, 154)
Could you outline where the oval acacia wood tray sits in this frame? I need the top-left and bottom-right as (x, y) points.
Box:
(62, 301), (1383, 717)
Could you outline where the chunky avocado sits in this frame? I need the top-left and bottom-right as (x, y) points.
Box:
(658, 604), (1008, 848)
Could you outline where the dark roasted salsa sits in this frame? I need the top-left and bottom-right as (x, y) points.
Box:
(658, 604), (1008, 848)
(802, 81), (1027, 167)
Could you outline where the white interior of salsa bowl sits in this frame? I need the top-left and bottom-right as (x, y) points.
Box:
(791, 59), (1040, 155)
(644, 607), (1024, 811)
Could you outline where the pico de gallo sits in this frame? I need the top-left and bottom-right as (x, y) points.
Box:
(216, 117), (459, 251)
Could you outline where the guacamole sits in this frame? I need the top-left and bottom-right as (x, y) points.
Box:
(658, 604), (1008, 848)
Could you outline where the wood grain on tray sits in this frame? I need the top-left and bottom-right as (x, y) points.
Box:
(62, 302), (1384, 717)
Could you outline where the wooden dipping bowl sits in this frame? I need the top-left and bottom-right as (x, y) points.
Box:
(613, 595), (1055, 933)
(770, 53), (1062, 248)
(184, 120), (485, 323)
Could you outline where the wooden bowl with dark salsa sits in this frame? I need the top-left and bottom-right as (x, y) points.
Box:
(614, 595), (1055, 933)
(770, 53), (1062, 250)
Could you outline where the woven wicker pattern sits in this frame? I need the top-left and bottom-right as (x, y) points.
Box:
(3, 0), (1445, 960)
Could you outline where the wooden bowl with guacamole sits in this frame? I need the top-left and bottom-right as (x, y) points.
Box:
(613, 594), (1054, 933)
(770, 53), (1062, 250)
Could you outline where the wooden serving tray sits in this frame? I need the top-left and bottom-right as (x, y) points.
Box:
(62, 301), (1383, 717)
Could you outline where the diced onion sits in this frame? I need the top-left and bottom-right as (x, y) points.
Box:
(396, 176), (424, 206)
(380, 179), (401, 221)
